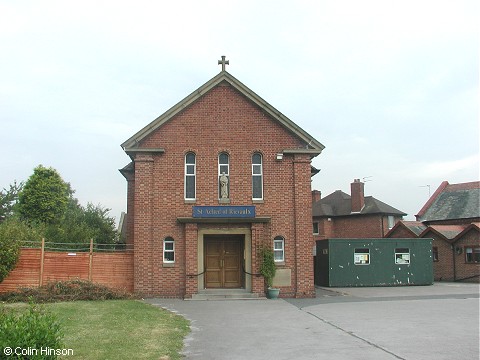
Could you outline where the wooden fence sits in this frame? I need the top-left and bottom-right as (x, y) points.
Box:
(0, 239), (134, 293)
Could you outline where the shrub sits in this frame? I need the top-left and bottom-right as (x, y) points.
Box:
(0, 217), (42, 283)
(0, 279), (134, 303)
(259, 245), (276, 288)
(0, 303), (63, 359)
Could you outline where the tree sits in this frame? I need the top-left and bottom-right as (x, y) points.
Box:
(0, 217), (42, 282)
(83, 203), (118, 245)
(7, 165), (120, 249)
(18, 165), (72, 224)
(0, 181), (23, 223)
(44, 199), (119, 248)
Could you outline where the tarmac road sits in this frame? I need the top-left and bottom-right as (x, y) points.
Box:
(145, 282), (479, 360)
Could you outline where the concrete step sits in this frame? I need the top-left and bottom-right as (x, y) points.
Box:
(188, 289), (266, 301)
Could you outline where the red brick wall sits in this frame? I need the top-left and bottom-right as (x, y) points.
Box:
(454, 228), (480, 282)
(292, 154), (315, 297)
(419, 229), (480, 282)
(314, 215), (401, 240)
(387, 226), (416, 238)
(0, 249), (134, 293)
(430, 235), (455, 281)
(128, 83), (315, 298)
(314, 217), (335, 240)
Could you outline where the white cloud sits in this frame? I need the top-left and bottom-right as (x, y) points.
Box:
(420, 155), (480, 179)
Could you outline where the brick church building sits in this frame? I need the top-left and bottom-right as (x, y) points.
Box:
(120, 58), (324, 298)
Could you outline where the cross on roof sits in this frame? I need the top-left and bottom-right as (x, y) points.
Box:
(218, 56), (229, 71)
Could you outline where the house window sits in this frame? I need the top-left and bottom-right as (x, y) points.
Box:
(273, 236), (285, 262)
(395, 248), (410, 264)
(465, 247), (480, 263)
(432, 247), (439, 262)
(252, 153), (263, 200)
(388, 216), (395, 229)
(313, 222), (319, 235)
(218, 152), (229, 199)
(354, 248), (370, 265)
(185, 152), (196, 200)
(163, 237), (175, 263)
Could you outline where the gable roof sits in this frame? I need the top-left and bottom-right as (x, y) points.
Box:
(386, 220), (427, 237)
(121, 70), (325, 156)
(419, 224), (467, 241)
(312, 190), (406, 217)
(453, 222), (480, 243)
(416, 181), (480, 222)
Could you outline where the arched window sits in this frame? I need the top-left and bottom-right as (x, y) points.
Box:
(185, 152), (196, 200)
(218, 152), (230, 199)
(252, 153), (263, 200)
(273, 236), (285, 262)
(163, 237), (175, 263)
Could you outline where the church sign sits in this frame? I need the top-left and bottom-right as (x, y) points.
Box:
(193, 206), (256, 218)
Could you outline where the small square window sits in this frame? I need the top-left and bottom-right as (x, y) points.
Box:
(395, 248), (410, 264)
(354, 248), (370, 265)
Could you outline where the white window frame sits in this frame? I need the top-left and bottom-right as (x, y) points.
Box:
(395, 248), (410, 264)
(184, 152), (196, 200)
(388, 215), (395, 229)
(252, 152), (263, 200)
(354, 248), (370, 265)
(313, 222), (319, 235)
(273, 236), (285, 263)
(163, 237), (175, 263)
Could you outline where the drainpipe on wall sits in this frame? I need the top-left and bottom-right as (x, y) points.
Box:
(452, 244), (457, 281)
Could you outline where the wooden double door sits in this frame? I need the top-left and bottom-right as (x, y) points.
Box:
(204, 235), (244, 288)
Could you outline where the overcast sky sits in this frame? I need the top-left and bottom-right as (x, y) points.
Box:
(1, 0), (478, 224)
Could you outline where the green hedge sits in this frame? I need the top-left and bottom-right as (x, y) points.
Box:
(0, 303), (63, 359)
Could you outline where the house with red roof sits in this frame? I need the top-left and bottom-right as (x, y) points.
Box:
(415, 181), (480, 225)
(387, 181), (480, 282)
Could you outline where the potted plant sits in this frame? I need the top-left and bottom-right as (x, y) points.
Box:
(259, 245), (280, 299)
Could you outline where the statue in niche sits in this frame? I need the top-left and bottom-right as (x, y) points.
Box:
(220, 172), (229, 199)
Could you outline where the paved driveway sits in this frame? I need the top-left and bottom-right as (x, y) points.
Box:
(145, 283), (479, 360)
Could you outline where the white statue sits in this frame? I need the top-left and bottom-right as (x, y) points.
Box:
(220, 172), (229, 198)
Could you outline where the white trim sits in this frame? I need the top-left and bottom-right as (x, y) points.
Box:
(273, 237), (285, 263)
(185, 152), (196, 200)
(163, 237), (175, 263)
(252, 152), (263, 200)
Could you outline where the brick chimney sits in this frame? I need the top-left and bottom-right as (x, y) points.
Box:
(351, 179), (365, 212)
(311, 190), (321, 203)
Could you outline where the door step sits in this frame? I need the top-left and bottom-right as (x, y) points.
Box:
(188, 289), (266, 301)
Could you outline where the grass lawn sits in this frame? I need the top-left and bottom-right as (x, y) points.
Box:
(2, 300), (190, 360)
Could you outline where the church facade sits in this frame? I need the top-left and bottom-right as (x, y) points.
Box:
(120, 59), (324, 298)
